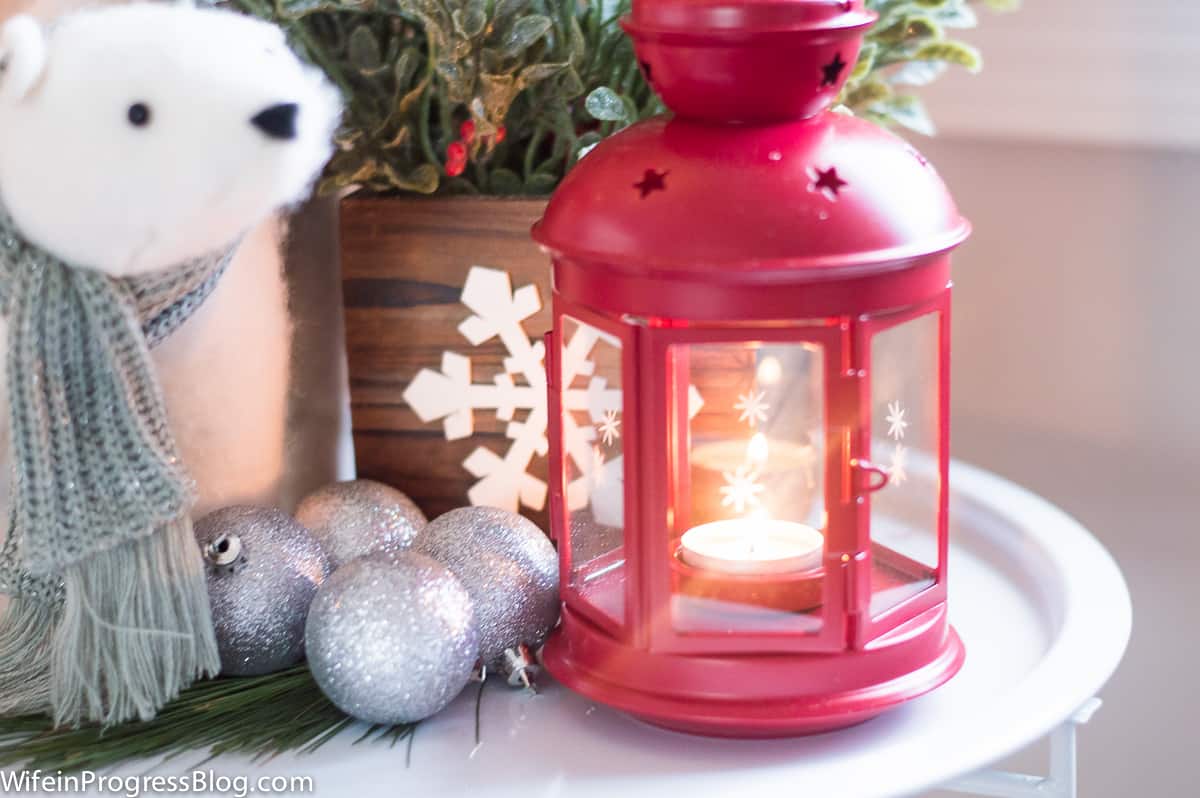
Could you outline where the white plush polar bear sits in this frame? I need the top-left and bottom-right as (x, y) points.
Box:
(1, 3), (339, 273)
(0, 2), (340, 724)
(0, 3), (341, 519)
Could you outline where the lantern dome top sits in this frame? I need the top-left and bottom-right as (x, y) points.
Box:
(532, 112), (970, 280)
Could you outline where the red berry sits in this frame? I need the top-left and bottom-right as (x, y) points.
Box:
(459, 119), (476, 143)
(495, 126), (507, 143)
(446, 159), (466, 177)
(447, 141), (467, 162)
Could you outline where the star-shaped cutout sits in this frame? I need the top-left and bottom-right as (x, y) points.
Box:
(634, 168), (668, 198)
(810, 166), (848, 200)
(821, 52), (847, 88)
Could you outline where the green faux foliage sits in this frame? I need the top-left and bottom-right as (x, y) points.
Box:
(0, 666), (415, 772)
(225, 0), (658, 196)
(218, 0), (1016, 195)
(845, 0), (1018, 136)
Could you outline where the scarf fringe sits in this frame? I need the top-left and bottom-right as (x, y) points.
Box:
(51, 517), (219, 728)
(0, 597), (53, 716)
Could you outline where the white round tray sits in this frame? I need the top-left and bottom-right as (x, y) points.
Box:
(54, 461), (1133, 798)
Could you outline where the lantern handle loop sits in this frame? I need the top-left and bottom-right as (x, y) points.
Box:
(851, 459), (891, 495)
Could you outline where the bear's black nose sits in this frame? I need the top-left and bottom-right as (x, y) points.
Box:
(251, 103), (299, 140)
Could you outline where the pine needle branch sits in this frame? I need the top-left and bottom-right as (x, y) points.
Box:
(0, 666), (413, 773)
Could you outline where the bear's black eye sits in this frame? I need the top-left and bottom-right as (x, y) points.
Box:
(127, 103), (151, 128)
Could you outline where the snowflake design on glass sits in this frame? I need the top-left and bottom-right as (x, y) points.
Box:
(889, 443), (908, 486)
(598, 409), (621, 447)
(885, 400), (908, 440)
(403, 266), (622, 514)
(719, 465), (765, 514)
(734, 390), (770, 428)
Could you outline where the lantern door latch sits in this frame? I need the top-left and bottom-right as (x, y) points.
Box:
(944, 697), (1103, 798)
(850, 458), (890, 496)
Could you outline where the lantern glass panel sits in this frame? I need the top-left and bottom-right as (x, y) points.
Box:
(869, 312), (941, 617)
(561, 315), (626, 627)
(670, 340), (826, 635)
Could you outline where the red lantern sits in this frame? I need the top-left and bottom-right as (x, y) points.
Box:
(534, 0), (970, 738)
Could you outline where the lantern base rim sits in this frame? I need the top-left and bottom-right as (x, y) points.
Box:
(543, 604), (965, 739)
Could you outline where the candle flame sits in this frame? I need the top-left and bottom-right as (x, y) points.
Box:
(747, 432), (769, 467)
(757, 356), (783, 385)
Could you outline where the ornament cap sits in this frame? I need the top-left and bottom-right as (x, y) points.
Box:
(623, 0), (875, 122)
(204, 533), (244, 570)
(501, 644), (540, 692)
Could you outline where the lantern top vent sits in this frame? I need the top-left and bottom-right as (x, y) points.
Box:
(622, 0), (876, 122)
(533, 0), (970, 320)
(628, 0), (874, 36)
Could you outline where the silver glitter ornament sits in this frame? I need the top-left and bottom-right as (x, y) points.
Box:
(306, 552), (478, 724)
(294, 480), (427, 570)
(414, 507), (559, 670)
(196, 506), (331, 677)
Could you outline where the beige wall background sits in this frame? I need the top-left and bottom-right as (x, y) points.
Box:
(2, 0), (1191, 795)
(1, 0), (104, 18)
(922, 137), (1197, 798)
(916, 2), (1198, 795)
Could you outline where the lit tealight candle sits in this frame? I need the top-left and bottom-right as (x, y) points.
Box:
(680, 519), (824, 575)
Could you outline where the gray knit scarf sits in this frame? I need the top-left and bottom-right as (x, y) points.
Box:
(0, 210), (226, 727)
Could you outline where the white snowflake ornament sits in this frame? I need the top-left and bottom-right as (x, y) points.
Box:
(403, 266), (624, 516)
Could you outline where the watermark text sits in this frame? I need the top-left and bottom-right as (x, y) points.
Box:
(0, 768), (314, 797)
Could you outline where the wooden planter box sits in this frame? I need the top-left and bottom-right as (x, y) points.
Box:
(339, 195), (552, 529)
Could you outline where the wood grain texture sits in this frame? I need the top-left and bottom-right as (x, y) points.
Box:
(340, 195), (552, 528)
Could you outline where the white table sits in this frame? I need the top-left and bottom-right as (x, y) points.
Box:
(4, 461), (1132, 798)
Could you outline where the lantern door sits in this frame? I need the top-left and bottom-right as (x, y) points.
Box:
(855, 293), (950, 645)
(642, 323), (853, 655)
(548, 301), (639, 642)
